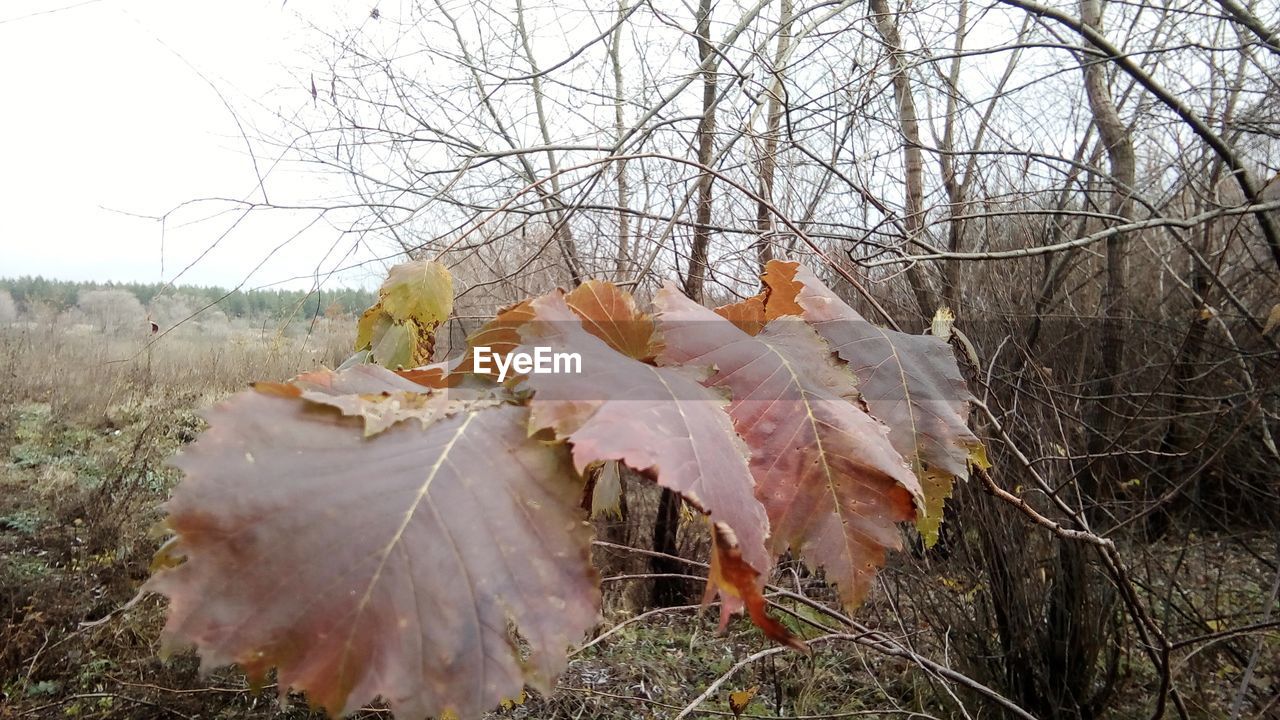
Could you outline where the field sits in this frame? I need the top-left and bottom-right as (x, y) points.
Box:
(1, 313), (1275, 720)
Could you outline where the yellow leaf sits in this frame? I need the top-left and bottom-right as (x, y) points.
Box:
(728, 685), (758, 718)
(931, 307), (955, 341)
(968, 443), (992, 471)
(370, 322), (417, 370)
(380, 259), (453, 327)
(355, 306), (390, 351)
(916, 469), (953, 548)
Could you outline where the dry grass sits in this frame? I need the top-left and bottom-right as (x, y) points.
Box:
(0, 317), (1274, 719)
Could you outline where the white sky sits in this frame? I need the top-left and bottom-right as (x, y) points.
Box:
(0, 0), (389, 290)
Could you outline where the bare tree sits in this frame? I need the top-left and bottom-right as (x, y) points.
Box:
(225, 0), (1280, 714)
(78, 289), (144, 335)
(0, 290), (16, 325)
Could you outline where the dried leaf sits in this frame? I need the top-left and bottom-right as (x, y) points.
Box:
(703, 522), (808, 654)
(379, 259), (453, 327)
(281, 366), (499, 436)
(761, 262), (982, 546)
(519, 291), (773, 585)
(728, 685), (759, 718)
(565, 280), (659, 361)
(658, 287), (920, 607)
(146, 387), (598, 719)
(590, 461), (624, 519)
(453, 300), (536, 378)
(714, 295), (766, 336)
(760, 261), (804, 320)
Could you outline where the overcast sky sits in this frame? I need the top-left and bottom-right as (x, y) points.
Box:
(0, 0), (389, 290)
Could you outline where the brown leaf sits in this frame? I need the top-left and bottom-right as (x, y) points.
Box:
(452, 300), (536, 377)
(760, 261), (804, 320)
(292, 364), (430, 395)
(728, 684), (759, 718)
(714, 294), (766, 336)
(704, 522), (807, 653)
(519, 291), (773, 581)
(396, 358), (465, 389)
(565, 280), (659, 361)
(146, 387), (599, 719)
(775, 261), (983, 547)
(285, 366), (498, 436)
(657, 287), (920, 607)
(589, 460), (625, 519)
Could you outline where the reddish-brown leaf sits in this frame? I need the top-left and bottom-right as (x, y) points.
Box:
(703, 522), (809, 653)
(771, 261), (983, 545)
(146, 382), (599, 719)
(565, 280), (660, 361)
(518, 291), (773, 585)
(450, 299), (536, 377)
(657, 286), (921, 608)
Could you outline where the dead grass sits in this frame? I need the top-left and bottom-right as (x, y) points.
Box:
(0, 320), (1274, 719)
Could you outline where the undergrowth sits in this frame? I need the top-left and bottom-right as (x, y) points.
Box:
(0, 324), (1274, 719)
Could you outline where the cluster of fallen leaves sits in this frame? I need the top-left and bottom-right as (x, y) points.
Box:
(144, 259), (986, 719)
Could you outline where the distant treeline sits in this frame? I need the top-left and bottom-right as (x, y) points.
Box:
(0, 276), (377, 319)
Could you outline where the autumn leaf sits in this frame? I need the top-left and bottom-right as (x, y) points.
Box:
(396, 357), (467, 389)
(145, 381), (599, 720)
(517, 291), (775, 606)
(713, 294), (766, 336)
(727, 684), (759, 718)
(760, 261), (804, 320)
(657, 286), (921, 607)
(459, 282), (656, 379)
(703, 521), (808, 653)
(712, 261), (803, 334)
(565, 280), (660, 361)
(516, 291), (802, 647)
(354, 259), (454, 369)
(286, 366), (503, 437)
(768, 261), (984, 547)
(589, 460), (625, 519)
(379, 259), (453, 327)
(451, 299), (536, 378)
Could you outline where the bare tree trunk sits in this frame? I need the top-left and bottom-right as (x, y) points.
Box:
(515, 0), (584, 285)
(869, 0), (934, 320)
(612, 0), (632, 279)
(682, 0), (717, 305)
(937, 0), (968, 311)
(754, 0), (793, 275)
(657, 0), (719, 606)
(1079, 0), (1135, 482)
